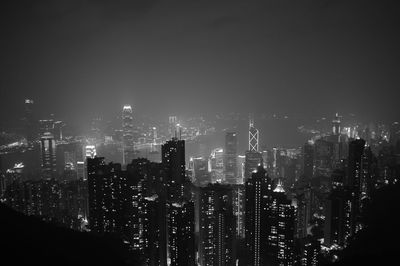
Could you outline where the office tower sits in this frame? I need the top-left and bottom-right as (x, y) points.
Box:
(232, 184), (245, 239)
(210, 148), (224, 183)
(244, 150), (263, 180)
(168, 201), (196, 266)
(142, 195), (168, 266)
(295, 186), (314, 239)
(40, 133), (57, 179)
(85, 145), (97, 159)
(162, 138), (186, 202)
(192, 157), (211, 185)
(298, 236), (320, 266)
(249, 116), (259, 152)
(314, 139), (335, 177)
(269, 182), (296, 266)
(199, 184), (235, 266)
(23, 99), (36, 142)
(224, 132), (238, 183)
(346, 138), (366, 235)
(332, 113), (341, 135)
(122, 105), (135, 165)
(303, 142), (314, 179)
(324, 186), (352, 247)
(169, 116), (178, 138)
(237, 155), (245, 182)
(87, 157), (126, 236)
(245, 166), (273, 266)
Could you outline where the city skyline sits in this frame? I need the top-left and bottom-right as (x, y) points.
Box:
(1, 1), (399, 265)
(1, 0), (400, 127)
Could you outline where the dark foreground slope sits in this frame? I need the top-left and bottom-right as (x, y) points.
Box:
(0, 204), (136, 266)
(332, 183), (400, 265)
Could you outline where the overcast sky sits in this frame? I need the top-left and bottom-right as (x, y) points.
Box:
(0, 0), (399, 126)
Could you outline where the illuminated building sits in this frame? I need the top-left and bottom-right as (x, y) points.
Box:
(245, 166), (273, 266)
(237, 155), (245, 182)
(390, 121), (400, 147)
(87, 158), (126, 237)
(332, 113), (341, 136)
(168, 201), (196, 266)
(244, 150), (263, 180)
(40, 133), (57, 179)
(232, 184), (245, 239)
(85, 145), (97, 159)
(303, 142), (314, 179)
(249, 116), (259, 152)
(298, 236), (320, 266)
(199, 184), (235, 266)
(142, 195), (168, 266)
(269, 182), (296, 266)
(162, 138), (186, 202)
(192, 157), (211, 185)
(23, 99), (37, 142)
(122, 105), (135, 165)
(169, 116), (178, 138)
(210, 148), (224, 183)
(224, 132), (238, 183)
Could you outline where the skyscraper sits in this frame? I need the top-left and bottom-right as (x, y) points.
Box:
(249, 116), (259, 152)
(168, 201), (196, 266)
(303, 142), (314, 179)
(40, 133), (57, 179)
(269, 182), (296, 266)
(245, 166), (273, 266)
(224, 132), (238, 183)
(162, 138), (186, 202)
(199, 184), (235, 266)
(122, 105), (135, 165)
(23, 99), (36, 142)
(244, 150), (263, 180)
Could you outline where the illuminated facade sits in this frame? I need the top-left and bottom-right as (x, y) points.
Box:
(244, 150), (263, 180)
(162, 138), (186, 202)
(224, 132), (238, 183)
(168, 201), (196, 266)
(122, 105), (135, 165)
(249, 117), (259, 152)
(40, 133), (57, 179)
(199, 184), (235, 266)
(245, 166), (273, 266)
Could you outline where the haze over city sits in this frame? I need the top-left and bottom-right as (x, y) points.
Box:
(0, 1), (399, 266)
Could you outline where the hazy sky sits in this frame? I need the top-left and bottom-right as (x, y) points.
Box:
(1, 0), (399, 126)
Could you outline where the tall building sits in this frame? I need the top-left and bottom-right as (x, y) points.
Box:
(168, 201), (196, 266)
(346, 138), (366, 235)
(199, 184), (235, 266)
(269, 182), (296, 266)
(192, 157), (211, 185)
(244, 150), (263, 180)
(249, 116), (259, 152)
(303, 142), (314, 179)
(224, 132), (238, 183)
(210, 148), (224, 183)
(245, 166), (273, 266)
(87, 158), (126, 237)
(142, 195), (168, 266)
(122, 105), (135, 165)
(169, 116), (178, 138)
(40, 133), (57, 179)
(23, 99), (36, 142)
(332, 113), (341, 135)
(162, 138), (186, 202)
(324, 186), (352, 247)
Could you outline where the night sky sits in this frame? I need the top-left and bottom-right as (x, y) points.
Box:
(1, 0), (399, 126)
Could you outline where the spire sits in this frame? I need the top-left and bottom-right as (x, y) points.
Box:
(273, 180), (285, 193)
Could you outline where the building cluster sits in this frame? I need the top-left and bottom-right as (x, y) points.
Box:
(1, 101), (400, 265)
